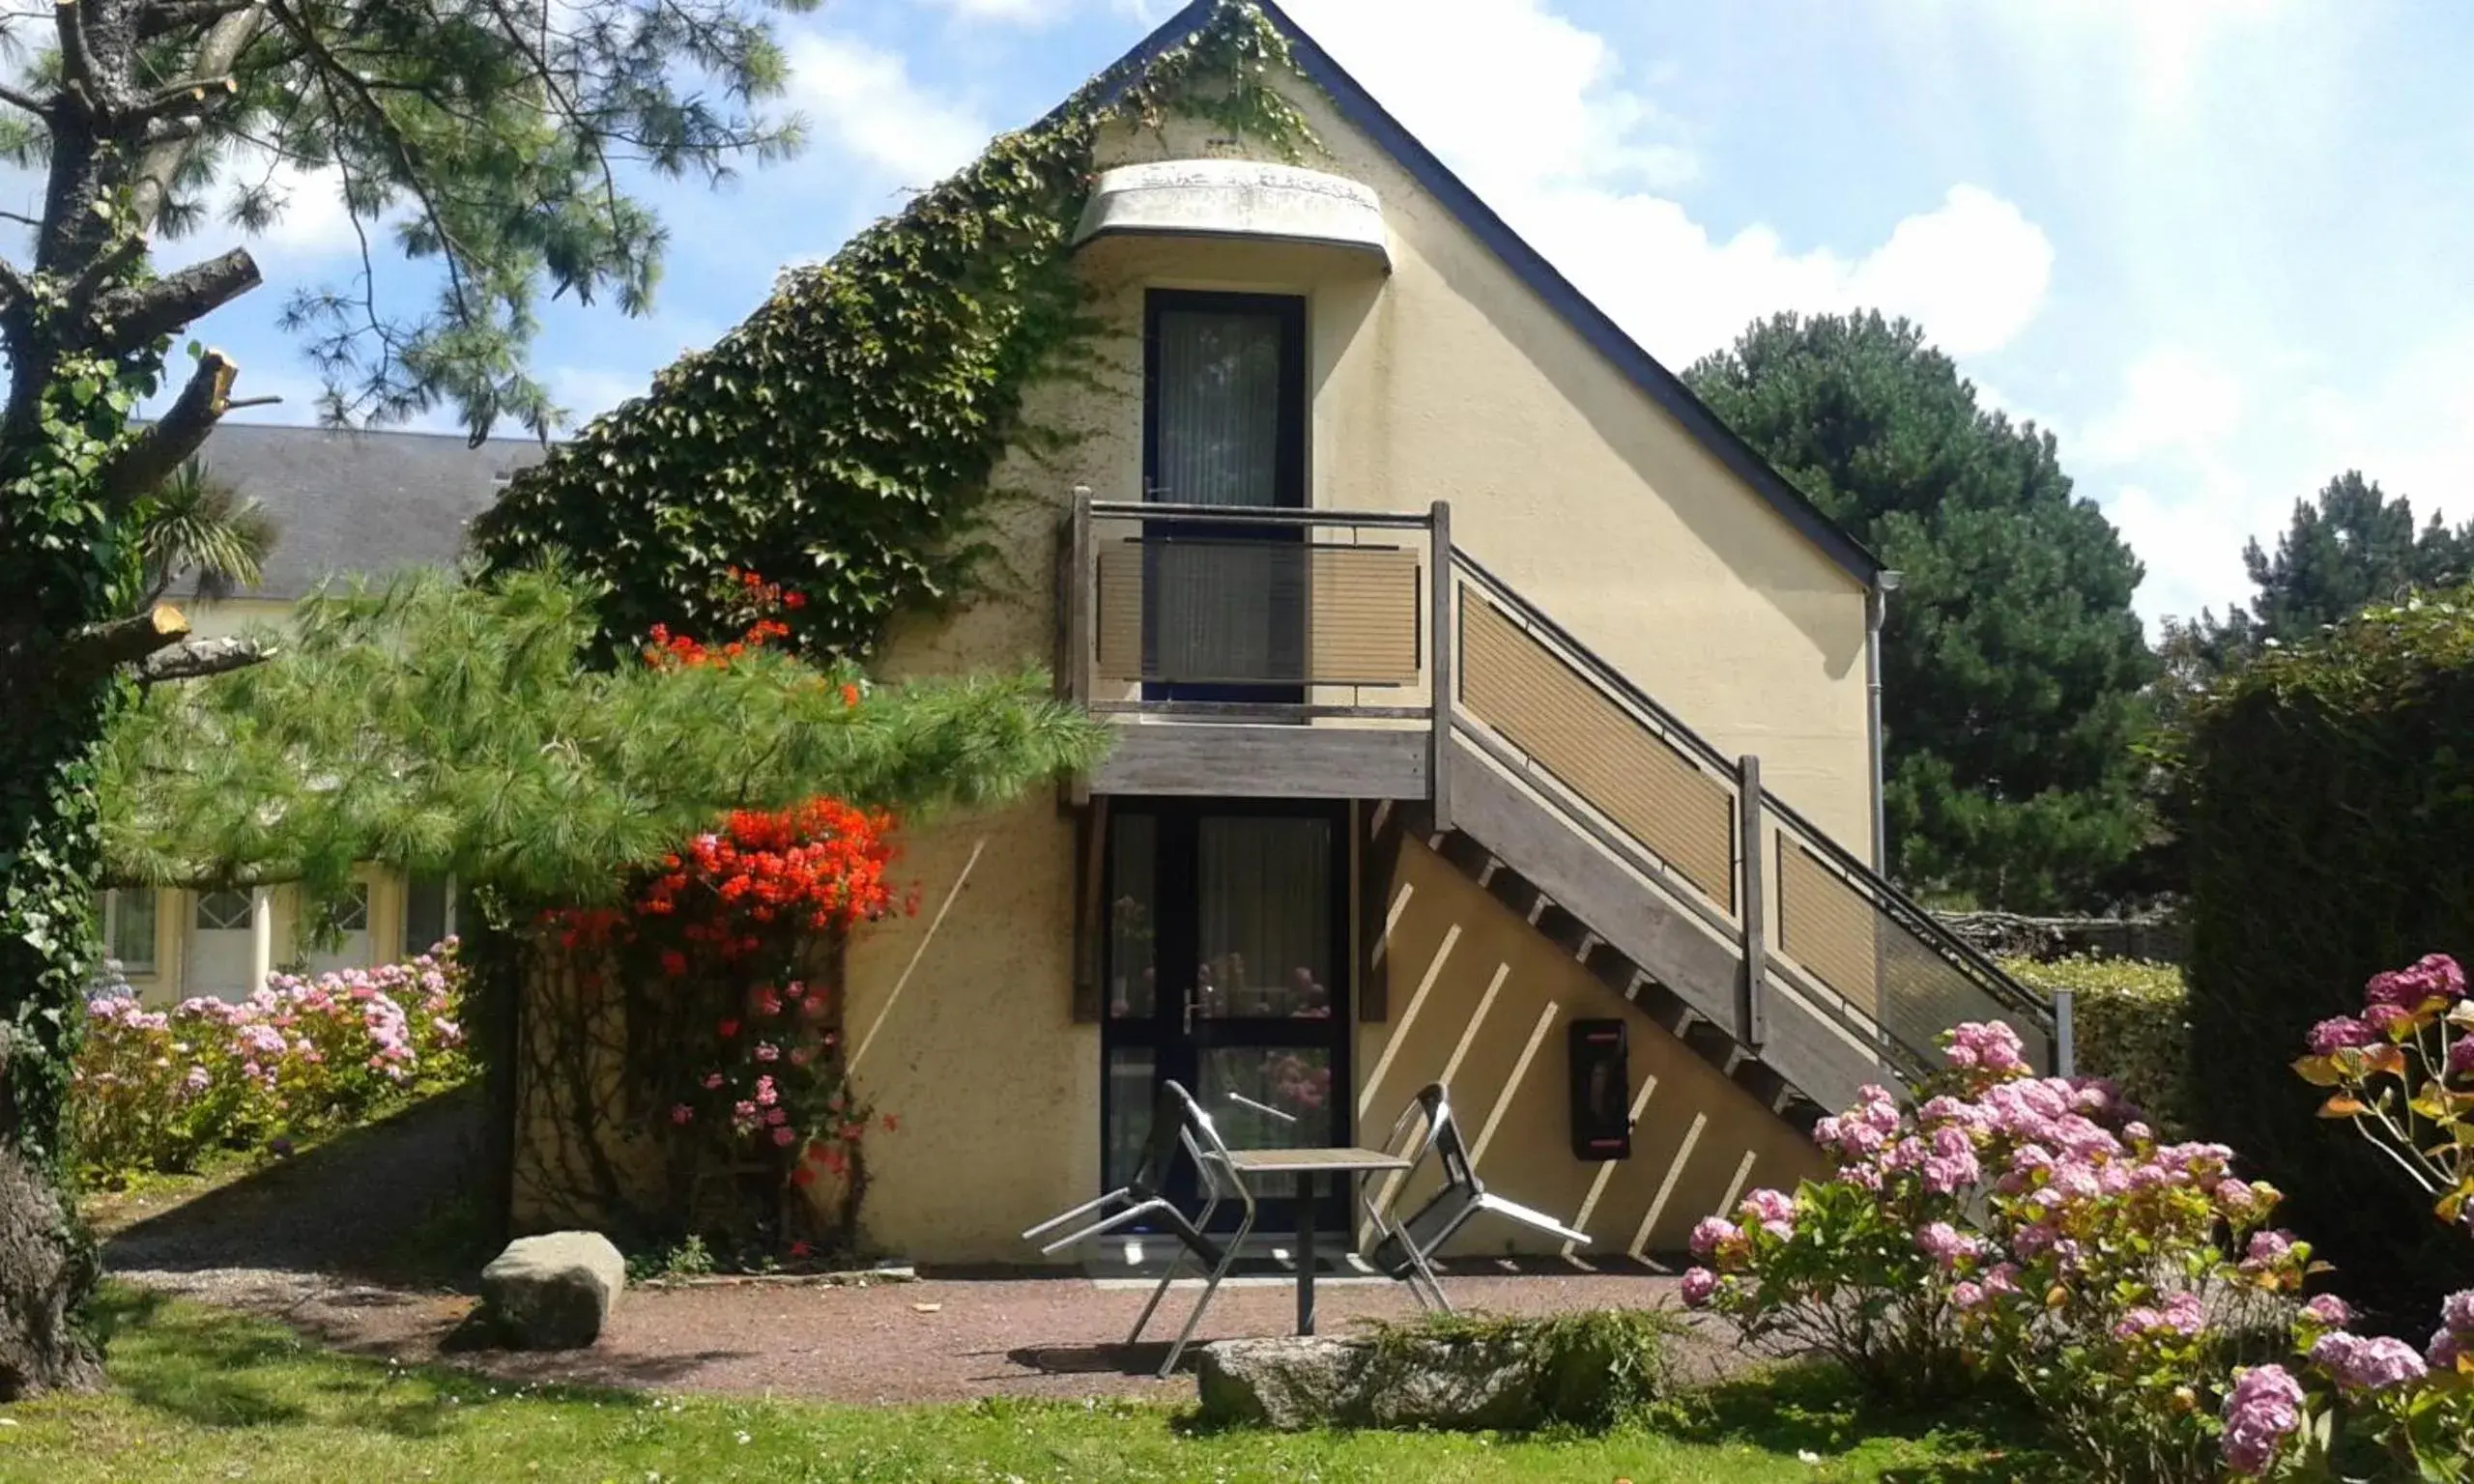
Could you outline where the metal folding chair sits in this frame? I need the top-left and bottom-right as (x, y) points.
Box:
(1366, 1082), (1591, 1312)
(1019, 1079), (1256, 1377)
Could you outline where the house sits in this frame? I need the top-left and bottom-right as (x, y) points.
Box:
(101, 423), (546, 1000)
(500, 0), (2056, 1263)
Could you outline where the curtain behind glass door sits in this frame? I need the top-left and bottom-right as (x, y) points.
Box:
(1148, 301), (1305, 690)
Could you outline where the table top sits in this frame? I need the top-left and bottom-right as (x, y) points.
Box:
(1214, 1146), (1412, 1175)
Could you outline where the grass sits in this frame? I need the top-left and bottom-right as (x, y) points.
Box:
(0, 1286), (2062, 1483)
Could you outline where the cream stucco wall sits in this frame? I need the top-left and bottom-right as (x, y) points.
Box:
(1359, 838), (1824, 1256)
(726, 75), (1875, 1262)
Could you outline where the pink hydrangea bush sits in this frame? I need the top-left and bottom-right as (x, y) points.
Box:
(2236, 954), (2474, 1481)
(72, 941), (473, 1183)
(1684, 1020), (2310, 1477)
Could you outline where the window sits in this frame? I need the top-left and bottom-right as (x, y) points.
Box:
(101, 889), (158, 974)
(195, 889), (254, 931)
(403, 874), (453, 956)
(329, 882), (370, 933)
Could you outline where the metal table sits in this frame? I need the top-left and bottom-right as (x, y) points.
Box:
(1214, 1146), (1412, 1335)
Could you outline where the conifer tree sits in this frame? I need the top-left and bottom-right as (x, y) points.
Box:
(1686, 311), (2154, 910)
(0, 0), (806, 1393)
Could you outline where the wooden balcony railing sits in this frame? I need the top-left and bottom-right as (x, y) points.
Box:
(1065, 494), (1448, 723)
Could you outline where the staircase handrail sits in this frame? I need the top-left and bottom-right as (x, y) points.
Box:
(1447, 546), (2055, 1042)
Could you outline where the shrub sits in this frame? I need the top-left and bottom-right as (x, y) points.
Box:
(72, 942), (473, 1184)
(2237, 953), (2474, 1481)
(2003, 955), (2191, 1136)
(1684, 1022), (2306, 1481)
(2183, 591), (2474, 1317)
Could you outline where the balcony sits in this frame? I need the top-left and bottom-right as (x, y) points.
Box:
(1060, 497), (1448, 801)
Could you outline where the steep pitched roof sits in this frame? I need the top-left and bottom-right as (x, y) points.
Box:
(171, 422), (549, 601)
(1113, 0), (1884, 586)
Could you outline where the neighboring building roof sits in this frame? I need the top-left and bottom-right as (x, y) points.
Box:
(1105, 1), (1884, 587)
(170, 422), (550, 601)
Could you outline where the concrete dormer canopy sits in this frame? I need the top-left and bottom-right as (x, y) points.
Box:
(1071, 159), (1391, 269)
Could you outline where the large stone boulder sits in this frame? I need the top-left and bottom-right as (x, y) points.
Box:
(479, 1231), (626, 1349)
(1194, 1332), (1539, 1431)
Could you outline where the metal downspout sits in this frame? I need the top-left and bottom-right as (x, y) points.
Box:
(1867, 572), (1902, 875)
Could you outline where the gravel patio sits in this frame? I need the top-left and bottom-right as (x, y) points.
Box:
(95, 1093), (1743, 1404)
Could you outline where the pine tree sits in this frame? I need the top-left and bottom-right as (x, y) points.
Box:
(98, 566), (1107, 902)
(1684, 311), (2155, 910)
(0, 0), (803, 1393)
(2189, 472), (2474, 667)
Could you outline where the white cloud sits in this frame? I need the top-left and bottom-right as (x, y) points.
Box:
(782, 34), (992, 186)
(2081, 330), (2474, 624)
(1280, 0), (2054, 366)
(2082, 346), (2244, 466)
(1284, 0), (1696, 193)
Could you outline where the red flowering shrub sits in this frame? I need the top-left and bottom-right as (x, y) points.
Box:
(543, 795), (901, 1261)
(522, 573), (911, 1262)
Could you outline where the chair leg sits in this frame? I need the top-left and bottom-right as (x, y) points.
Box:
(1125, 1238), (1187, 1346)
(1359, 1188), (1454, 1314)
(1158, 1207), (1252, 1378)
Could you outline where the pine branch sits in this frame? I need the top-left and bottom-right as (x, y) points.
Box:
(51, 0), (98, 99)
(128, 2), (265, 231)
(89, 246), (259, 356)
(136, 634), (273, 683)
(135, 0), (258, 41)
(61, 602), (188, 677)
(98, 348), (239, 509)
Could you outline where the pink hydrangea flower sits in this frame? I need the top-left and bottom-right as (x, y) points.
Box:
(2443, 1290), (2474, 1335)
(1688, 1215), (1736, 1260)
(1914, 1221), (1983, 1271)
(769, 1126), (797, 1147)
(2307, 1016), (2376, 1055)
(2301, 1295), (2352, 1328)
(2222, 1365), (2304, 1477)
(2364, 954), (2464, 1010)
(2240, 1230), (2294, 1274)
(1680, 1268), (1719, 1307)
(2312, 1331), (2429, 1391)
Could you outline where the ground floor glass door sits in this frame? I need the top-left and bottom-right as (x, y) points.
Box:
(1103, 800), (1351, 1231)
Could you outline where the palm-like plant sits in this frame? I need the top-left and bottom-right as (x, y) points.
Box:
(137, 459), (279, 605)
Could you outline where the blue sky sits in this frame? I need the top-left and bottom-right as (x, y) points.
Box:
(108, 0), (2474, 627)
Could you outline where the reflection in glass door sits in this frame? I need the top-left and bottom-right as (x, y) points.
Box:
(1102, 801), (1351, 1228)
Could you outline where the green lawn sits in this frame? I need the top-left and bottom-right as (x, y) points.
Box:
(0, 1287), (2056, 1483)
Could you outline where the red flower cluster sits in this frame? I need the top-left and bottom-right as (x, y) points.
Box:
(640, 568), (806, 671)
(639, 797), (897, 950)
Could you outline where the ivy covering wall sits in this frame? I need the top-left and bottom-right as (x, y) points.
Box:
(2182, 590), (2474, 1319)
(472, 1), (1317, 660)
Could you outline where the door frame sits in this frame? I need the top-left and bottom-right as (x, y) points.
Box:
(1099, 795), (1354, 1231)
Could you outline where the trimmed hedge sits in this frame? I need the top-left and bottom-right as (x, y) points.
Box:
(2182, 591), (2474, 1320)
(1999, 956), (2190, 1137)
